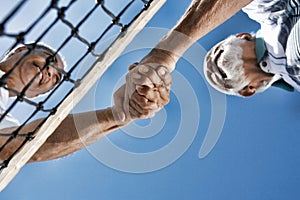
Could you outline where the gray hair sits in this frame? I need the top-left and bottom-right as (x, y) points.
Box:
(203, 35), (251, 96)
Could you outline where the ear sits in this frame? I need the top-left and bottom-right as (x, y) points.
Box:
(236, 33), (252, 41)
(25, 93), (39, 98)
(13, 46), (28, 53)
(238, 85), (256, 97)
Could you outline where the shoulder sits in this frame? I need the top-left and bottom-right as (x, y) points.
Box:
(243, 0), (292, 23)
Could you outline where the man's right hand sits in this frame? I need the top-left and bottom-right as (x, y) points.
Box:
(112, 62), (172, 123)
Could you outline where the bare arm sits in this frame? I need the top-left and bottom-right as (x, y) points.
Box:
(123, 0), (253, 111)
(140, 0), (253, 71)
(0, 66), (172, 162)
(0, 105), (129, 162)
(35, 68), (171, 162)
(0, 108), (126, 162)
(30, 107), (126, 162)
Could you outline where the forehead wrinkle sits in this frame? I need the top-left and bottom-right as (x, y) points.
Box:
(34, 49), (64, 72)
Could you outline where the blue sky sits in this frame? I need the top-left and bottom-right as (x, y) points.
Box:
(2, 0), (300, 199)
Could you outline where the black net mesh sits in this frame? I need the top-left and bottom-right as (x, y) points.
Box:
(0, 0), (154, 171)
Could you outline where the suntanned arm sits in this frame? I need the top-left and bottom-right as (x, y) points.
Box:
(0, 108), (126, 162)
(32, 77), (172, 162)
(40, 0), (253, 161)
(140, 0), (253, 71)
(123, 0), (254, 121)
(0, 0), (252, 163)
(0, 65), (172, 162)
(30, 107), (127, 162)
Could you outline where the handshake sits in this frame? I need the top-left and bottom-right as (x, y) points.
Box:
(112, 62), (172, 123)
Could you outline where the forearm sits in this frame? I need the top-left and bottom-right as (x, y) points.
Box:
(30, 107), (129, 162)
(32, 0), (253, 162)
(141, 0), (253, 71)
(0, 107), (127, 162)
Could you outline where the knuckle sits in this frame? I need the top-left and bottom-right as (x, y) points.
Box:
(139, 114), (147, 119)
(165, 98), (170, 104)
(125, 72), (131, 80)
(157, 66), (168, 77)
(144, 110), (151, 116)
(138, 65), (150, 74)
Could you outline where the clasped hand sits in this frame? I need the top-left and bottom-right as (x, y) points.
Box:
(113, 62), (172, 123)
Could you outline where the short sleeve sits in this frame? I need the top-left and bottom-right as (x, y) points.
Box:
(285, 19), (300, 86)
(0, 112), (20, 130)
(242, 0), (288, 24)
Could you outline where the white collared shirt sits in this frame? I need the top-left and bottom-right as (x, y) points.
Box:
(243, 0), (300, 91)
(0, 71), (20, 130)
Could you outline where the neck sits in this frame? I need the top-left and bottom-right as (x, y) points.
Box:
(240, 40), (258, 61)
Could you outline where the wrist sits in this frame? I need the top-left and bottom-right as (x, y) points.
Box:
(140, 48), (177, 72)
(97, 107), (132, 130)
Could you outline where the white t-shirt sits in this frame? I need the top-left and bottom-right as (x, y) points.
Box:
(0, 71), (20, 130)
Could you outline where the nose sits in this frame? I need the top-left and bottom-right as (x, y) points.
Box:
(42, 66), (56, 84)
(46, 66), (55, 78)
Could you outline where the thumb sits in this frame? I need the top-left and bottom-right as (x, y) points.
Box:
(113, 85), (126, 122)
(123, 87), (132, 122)
(128, 62), (139, 71)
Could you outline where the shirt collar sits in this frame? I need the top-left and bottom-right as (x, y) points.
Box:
(255, 37), (267, 63)
(0, 70), (9, 109)
(255, 35), (294, 92)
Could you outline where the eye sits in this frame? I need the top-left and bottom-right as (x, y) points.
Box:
(33, 62), (39, 68)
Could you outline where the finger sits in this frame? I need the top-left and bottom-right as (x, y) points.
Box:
(123, 93), (132, 121)
(145, 90), (160, 104)
(129, 98), (155, 119)
(131, 92), (159, 110)
(136, 85), (151, 96)
(136, 87), (169, 111)
(157, 86), (170, 104)
(128, 62), (139, 71)
(156, 66), (172, 88)
(131, 72), (154, 87)
(128, 98), (146, 119)
(112, 105), (126, 122)
(136, 84), (170, 107)
(136, 65), (163, 87)
(136, 85), (163, 103)
(113, 85), (126, 121)
(123, 84), (136, 122)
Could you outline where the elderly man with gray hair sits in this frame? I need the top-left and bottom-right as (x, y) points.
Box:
(204, 0), (300, 97)
(130, 0), (300, 100)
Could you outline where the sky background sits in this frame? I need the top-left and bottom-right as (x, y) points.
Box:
(2, 0), (300, 199)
